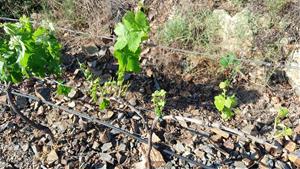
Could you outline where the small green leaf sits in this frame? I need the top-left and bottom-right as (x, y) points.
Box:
(221, 108), (234, 120)
(56, 84), (72, 96)
(278, 107), (289, 119)
(128, 32), (142, 52)
(214, 95), (225, 111)
(99, 98), (110, 110)
(283, 128), (293, 136)
(152, 89), (166, 118)
(220, 54), (239, 69)
(224, 98), (233, 108)
(219, 80), (229, 89)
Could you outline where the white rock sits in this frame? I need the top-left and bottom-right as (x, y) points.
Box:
(286, 49), (300, 96)
(212, 9), (254, 54)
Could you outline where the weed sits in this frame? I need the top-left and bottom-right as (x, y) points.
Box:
(214, 80), (237, 120)
(78, 61), (93, 80)
(230, 0), (248, 7)
(273, 107), (293, 138)
(56, 83), (72, 96)
(156, 12), (190, 45)
(151, 89), (166, 118)
(156, 7), (221, 53)
(220, 53), (241, 80)
(265, 0), (287, 15)
(90, 78), (100, 103)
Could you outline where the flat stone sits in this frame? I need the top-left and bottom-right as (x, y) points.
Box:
(101, 143), (112, 152)
(82, 43), (99, 56)
(223, 139), (235, 150)
(234, 161), (247, 169)
(294, 124), (300, 134)
(275, 160), (292, 169)
(128, 98), (137, 106)
(92, 141), (100, 150)
(242, 124), (256, 135)
(100, 130), (111, 143)
(0, 95), (7, 104)
(194, 149), (205, 159)
(68, 89), (80, 99)
(118, 143), (127, 152)
(102, 111), (114, 120)
(210, 128), (229, 138)
(99, 153), (114, 164)
(47, 150), (59, 164)
(68, 101), (76, 108)
(16, 96), (28, 109)
(116, 152), (126, 164)
(284, 141), (296, 153)
(174, 143), (185, 153)
(199, 145), (213, 155)
(242, 158), (252, 166)
(288, 149), (300, 167)
(212, 9), (254, 54)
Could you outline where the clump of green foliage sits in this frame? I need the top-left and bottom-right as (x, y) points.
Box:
(274, 107), (293, 138)
(214, 80), (237, 120)
(156, 8), (220, 52)
(156, 13), (190, 45)
(56, 83), (72, 96)
(151, 89), (167, 118)
(220, 53), (241, 80)
(0, 16), (61, 83)
(78, 62), (129, 111)
(265, 0), (287, 15)
(113, 10), (150, 85)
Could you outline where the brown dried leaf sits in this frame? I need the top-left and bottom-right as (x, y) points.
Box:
(134, 143), (166, 169)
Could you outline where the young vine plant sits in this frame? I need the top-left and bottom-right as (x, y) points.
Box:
(0, 16), (61, 83)
(113, 9), (150, 85)
(151, 89), (167, 118)
(214, 80), (237, 120)
(274, 107), (293, 138)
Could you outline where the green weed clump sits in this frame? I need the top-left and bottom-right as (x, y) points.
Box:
(156, 8), (221, 51)
(274, 107), (293, 138)
(265, 0), (287, 15)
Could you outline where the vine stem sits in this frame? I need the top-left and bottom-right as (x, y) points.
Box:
(5, 83), (55, 141)
(147, 116), (159, 169)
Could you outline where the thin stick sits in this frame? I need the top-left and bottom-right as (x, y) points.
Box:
(147, 116), (159, 169)
(5, 84), (55, 141)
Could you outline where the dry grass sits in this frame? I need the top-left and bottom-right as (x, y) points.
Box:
(42, 0), (135, 42)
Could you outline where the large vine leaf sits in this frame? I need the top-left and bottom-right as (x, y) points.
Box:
(113, 10), (149, 83)
(0, 16), (61, 84)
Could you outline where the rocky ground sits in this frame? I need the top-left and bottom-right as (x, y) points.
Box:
(1, 0), (300, 169)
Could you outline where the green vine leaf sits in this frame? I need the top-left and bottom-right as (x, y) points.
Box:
(0, 16), (61, 84)
(113, 10), (149, 84)
(214, 95), (225, 111)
